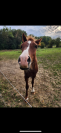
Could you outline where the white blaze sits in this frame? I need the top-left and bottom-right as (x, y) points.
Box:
(28, 41), (31, 45)
(20, 41), (31, 57)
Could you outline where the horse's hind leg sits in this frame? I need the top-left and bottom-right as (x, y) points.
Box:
(31, 77), (35, 94)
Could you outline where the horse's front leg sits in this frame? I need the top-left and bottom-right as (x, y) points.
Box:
(31, 77), (35, 94)
(25, 77), (29, 101)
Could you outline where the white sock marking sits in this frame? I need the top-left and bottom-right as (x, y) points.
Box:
(31, 87), (35, 92)
(26, 97), (29, 101)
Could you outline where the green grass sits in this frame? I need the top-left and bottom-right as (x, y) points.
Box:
(37, 48), (61, 72)
(0, 49), (22, 60)
(0, 48), (61, 72)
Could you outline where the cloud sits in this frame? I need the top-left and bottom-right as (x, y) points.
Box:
(0, 26), (3, 29)
(0, 25), (61, 39)
(11, 26), (44, 37)
(42, 26), (61, 38)
(25, 26), (44, 36)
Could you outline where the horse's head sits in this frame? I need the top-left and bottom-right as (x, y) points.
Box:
(18, 33), (42, 70)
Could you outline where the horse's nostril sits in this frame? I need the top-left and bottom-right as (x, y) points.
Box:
(18, 57), (20, 63)
(27, 56), (31, 63)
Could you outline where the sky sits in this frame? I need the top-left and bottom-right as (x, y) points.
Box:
(0, 25), (61, 39)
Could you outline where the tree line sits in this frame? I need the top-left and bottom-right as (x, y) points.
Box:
(0, 26), (27, 50)
(0, 27), (61, 50)
(30, 34), (61, 48)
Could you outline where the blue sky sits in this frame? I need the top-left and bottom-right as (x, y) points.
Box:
(0, 25), (61, 39)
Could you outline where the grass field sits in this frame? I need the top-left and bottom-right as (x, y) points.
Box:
(0, 47), (61, 107)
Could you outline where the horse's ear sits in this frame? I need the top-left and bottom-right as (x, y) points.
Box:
(22, 33), (27, 42)
(35, 38), (42, 45)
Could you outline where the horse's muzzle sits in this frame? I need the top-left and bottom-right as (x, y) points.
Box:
(20, 67), (29, 70)
(18, 56), (31, 70)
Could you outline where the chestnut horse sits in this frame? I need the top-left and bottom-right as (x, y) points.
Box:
(18, 33), (42, 101)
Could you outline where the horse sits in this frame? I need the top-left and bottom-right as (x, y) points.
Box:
(18, 33), (42, 101)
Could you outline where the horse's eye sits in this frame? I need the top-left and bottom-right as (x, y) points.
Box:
(35, 45), (37, 48)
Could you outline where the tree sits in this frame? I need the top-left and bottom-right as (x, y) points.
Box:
(41, 42), (45, 48)
(59, 42), (61, 47)
(0, 27), (27, 50)
(29, 34), (34, 37)
(55, 37), (60, 47)
(18, 41), (22, 49)
(42, 36), (46, 46)
(41, 36), (52, 47)
(0, 30), (3, 49)
(47, 39), (55, 48)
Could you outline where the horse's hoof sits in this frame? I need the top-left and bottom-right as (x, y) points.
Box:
(31, 91), (35, 94)
(31, 87), (35, 94)
(31, 92), (35, 94)
(25, 97), (29, 102)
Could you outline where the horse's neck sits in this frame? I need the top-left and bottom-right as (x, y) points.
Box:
(31, 56), (38, 72)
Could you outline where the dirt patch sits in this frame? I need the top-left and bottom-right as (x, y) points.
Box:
(0, 59), (61, 107)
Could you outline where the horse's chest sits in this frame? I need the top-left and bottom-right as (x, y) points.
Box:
(24, 69), (37, 78)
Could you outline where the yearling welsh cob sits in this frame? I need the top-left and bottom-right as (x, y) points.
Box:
(18, 33), (42, 101)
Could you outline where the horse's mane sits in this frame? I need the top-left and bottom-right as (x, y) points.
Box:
(26, 35), (41, 45)
(26, 35), (36, 41)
